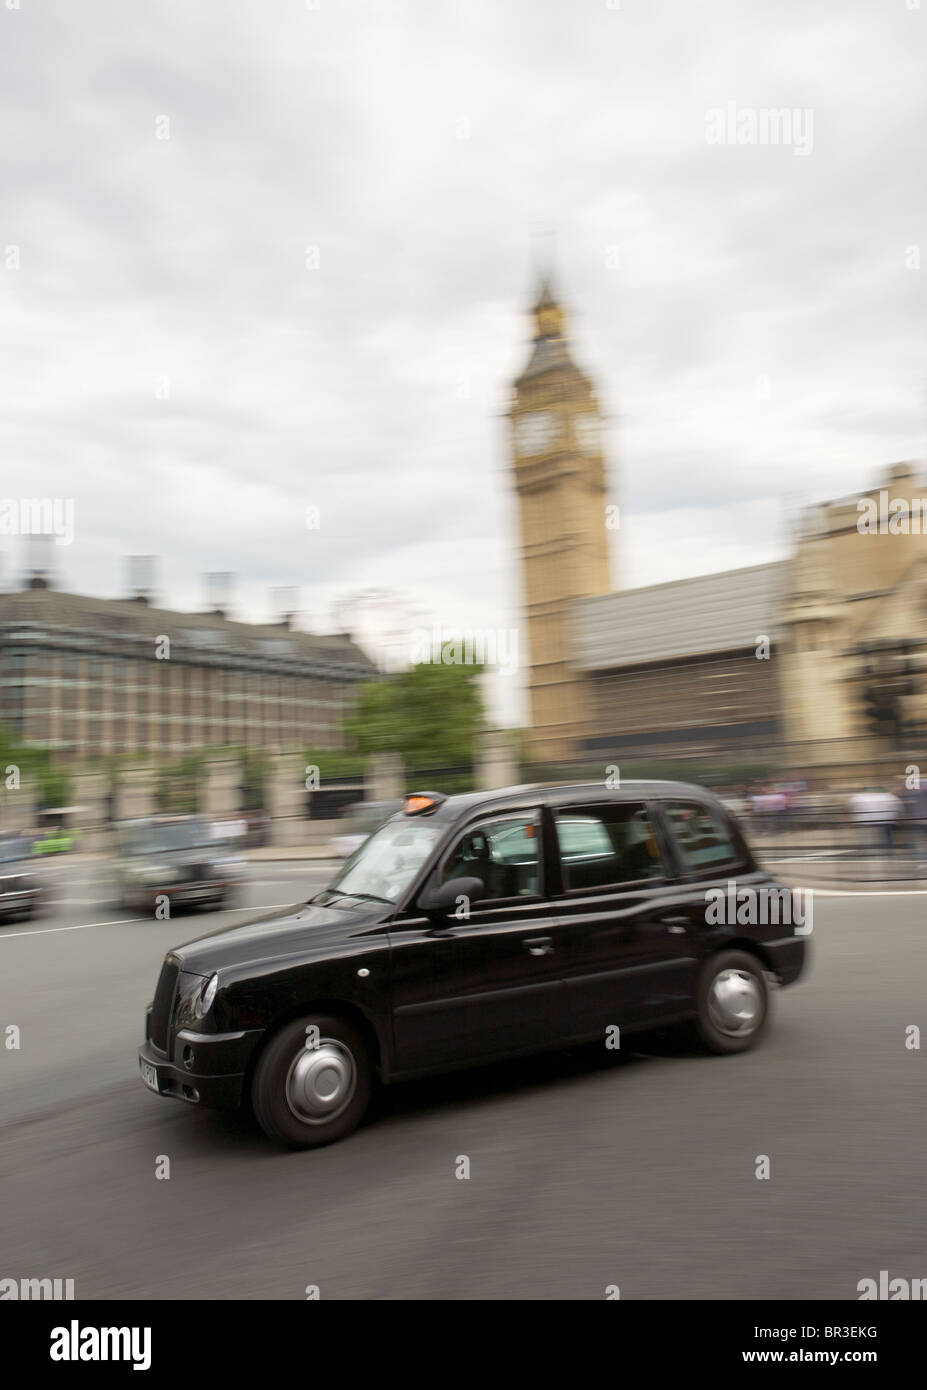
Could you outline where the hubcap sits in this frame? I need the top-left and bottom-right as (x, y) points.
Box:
(285, 1038), (357, 1125)
(707, 968), (762, 1037)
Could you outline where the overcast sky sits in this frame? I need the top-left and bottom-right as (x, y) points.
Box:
(2, 0), (925, 724)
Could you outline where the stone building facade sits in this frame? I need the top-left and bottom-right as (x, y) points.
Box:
(0, 581), (375, 762)
(776, 463), (927, 767)
(574, 562), (785, 762)
(509, 276), (927, 779)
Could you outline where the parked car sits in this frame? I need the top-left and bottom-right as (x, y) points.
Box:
(138, 780), (807, 1148)
(328, 799), (403, 859)
(0, 833), (49, 920)
(115, 816), (246, 913)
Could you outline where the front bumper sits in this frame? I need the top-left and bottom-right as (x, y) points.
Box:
(138, 1027), (263, 1110)
(131, 879), (238, 909)
(0, 888), (45, 916)
(765, 933), (808, 987)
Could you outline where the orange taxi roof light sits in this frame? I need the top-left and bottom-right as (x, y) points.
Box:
(403, 791), (445, 815)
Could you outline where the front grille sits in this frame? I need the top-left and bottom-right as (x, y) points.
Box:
(149, 958), (180, 1052)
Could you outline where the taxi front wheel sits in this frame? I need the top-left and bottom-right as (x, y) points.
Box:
(251, 1014), (373, 1148)
(693, 950), (769, 1055)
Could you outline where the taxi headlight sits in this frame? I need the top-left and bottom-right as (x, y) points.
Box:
(194, 973), (219, 1019)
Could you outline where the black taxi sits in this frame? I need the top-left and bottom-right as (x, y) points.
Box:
(138, 781), (807, 1148)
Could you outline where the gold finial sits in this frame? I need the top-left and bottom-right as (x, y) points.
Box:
(532, 273), (565, 340)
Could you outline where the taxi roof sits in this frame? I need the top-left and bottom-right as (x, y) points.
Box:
(398, 779), (721, 829)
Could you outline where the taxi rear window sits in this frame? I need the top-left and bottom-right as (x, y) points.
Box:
(554, 803), (665, 890)
(664, 802), (740, 870)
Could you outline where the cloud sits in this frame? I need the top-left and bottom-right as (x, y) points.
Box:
(1, 0), (925, 725)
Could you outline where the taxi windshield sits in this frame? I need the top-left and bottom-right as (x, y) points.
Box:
(321, 817), (442, 905)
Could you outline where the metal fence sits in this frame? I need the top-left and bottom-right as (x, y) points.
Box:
(743, 811), (927, 883)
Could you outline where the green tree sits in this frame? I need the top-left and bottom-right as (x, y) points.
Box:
(302, 748), (365, 783)
(155, 753), (204, 814)
(239, 748), (268, 810)
(344, 662), (485, 770)
(0, 723), (22, 780)
(33, 759), (72, 810)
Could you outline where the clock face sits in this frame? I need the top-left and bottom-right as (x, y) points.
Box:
(573, 413), (600, 455)
(514, 410), (558, 456)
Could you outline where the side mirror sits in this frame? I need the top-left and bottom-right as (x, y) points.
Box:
(419, 876), (486, 919)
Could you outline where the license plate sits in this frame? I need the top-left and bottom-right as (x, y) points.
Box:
(140, 1059), (160, 1093)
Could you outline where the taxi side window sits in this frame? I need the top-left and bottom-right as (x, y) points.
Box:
(554, 803), (665, 891)
(664, 801), (739, 871)
(439, 813), (541, 901)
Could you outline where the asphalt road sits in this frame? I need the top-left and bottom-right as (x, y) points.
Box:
(1, 859), (925, 1300)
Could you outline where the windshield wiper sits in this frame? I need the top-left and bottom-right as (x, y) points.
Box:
(313, 889), (390, 907)
(337, 891), (393, 906)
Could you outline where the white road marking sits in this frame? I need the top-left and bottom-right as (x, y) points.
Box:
(27, 893), (305, 907)
(0, 902), (297, 941)
(0, 916), (144, 939)
(801, 887), (927, 897)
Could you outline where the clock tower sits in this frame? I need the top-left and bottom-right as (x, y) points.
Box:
(509, 274), (614, 761)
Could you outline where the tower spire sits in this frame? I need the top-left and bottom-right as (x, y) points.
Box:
(509, 262), (614, 761)
(516, 270), (577, 383)
(529, 225), (562, 333)
(531, 271), (564, 340)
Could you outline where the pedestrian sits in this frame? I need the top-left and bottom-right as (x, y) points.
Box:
(847, 786), (902, 855)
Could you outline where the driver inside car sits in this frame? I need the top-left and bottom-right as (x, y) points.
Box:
(442, 829), (513, 900)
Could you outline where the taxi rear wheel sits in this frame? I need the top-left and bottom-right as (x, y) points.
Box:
(694, 950), (768, 1054)
(251, 1014), (372, 1148)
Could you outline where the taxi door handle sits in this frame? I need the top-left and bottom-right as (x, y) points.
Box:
(524, 936), (554, 956)
(659, 914), (689, 934)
